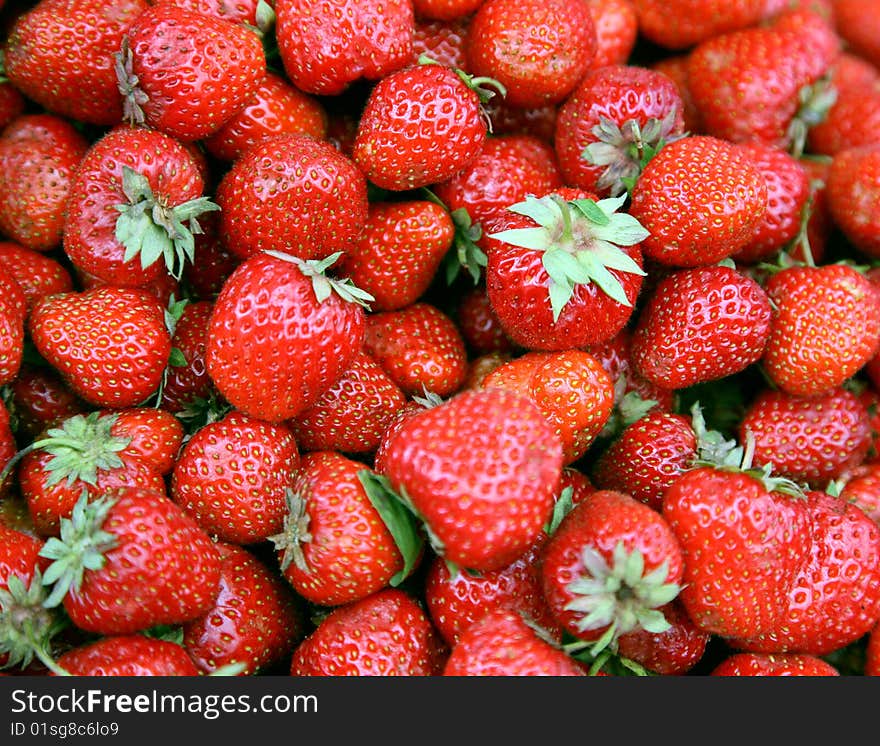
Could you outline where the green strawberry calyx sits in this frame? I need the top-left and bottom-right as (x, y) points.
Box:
(583, 110), (684, 197)
(488, 194), (649, 322)
(422, 189), (487, 286)
(0, 411), (132, 490)
(269, 489), (313, 574)
(563, 541), (682, 655)
(265, 250), (375, 309)
(417, 54), (507, 106)
(788, 75), (838, 159)
(39, 491), (120, 609)
(114, 165), (220, 281)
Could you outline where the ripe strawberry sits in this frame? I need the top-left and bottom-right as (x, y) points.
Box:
(628, 136), (768, 268)
(629, 263), (773, 390)
(465, 0), (596, 109)
(412, 0), (483, 21)
(6, 365), (86, 441)
(39, 487), (222, 635)
(826, 144), (880, 259)
(289, 588), (447, 676)
(337, 200), (454, 312)
(0, 399), (15, 499)
(53, 635), (201, 676)
(554, 64), (685, 198)
(584, 0), (638, 70)
(181, 214), (241, 302)
(411, 18), (469, 70)
(153, 0), (271, 26)
(159, 300), (218, 414)
(205, 251), (369, 423)
(0, 265), (25, 388)
(372, 397), (437, 477)
(63, 125), (216, 288)
(0, 114), (88, 253)
(839, 462), (880, 524)
(649, 55), (703, 135)
(833, 0), (880, 69)
(183, 542), (305, 675)
(3, 0), (148, 125)
(289, 351), (407, 456)
(868, 623), (880, 675)
(739, 387), (872, 488)
(275, 0), (414, 96)
(363, 302), (469, 398)
(0, 242), (74, 314)
(485, 188), (648, 350)
(0, 79), (25, 132)
(443, 607), (585, 676)
(464, 352), (514, 390)
(483, 99), (559, 143)
(108, 407), (184, 477)
(761, 263), (880, 397)
(615, 600), (710, 675)
(351, 61), (494, 191)
(481, 349), (615, 465)
(711, 652), (839, 676)
(630, 0), (766, 50)
(540, 490), (684, 650)
(382, 387), (563, 572)
(216, 133), (368, 263)
(171, 410), (300, 545)
(118, 3), (266, 142)
(29, 286), (172, 409)
(454, 285), (519, 357)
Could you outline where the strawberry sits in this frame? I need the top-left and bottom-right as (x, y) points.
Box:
(826, 144), (880, 260)
(351, 61), (495, 192)
(454, 285), (519, 356)
(711, 652), (840, 676)
(183, 542), (305, 676)
(554, 64), (685, 198)
(628, 136), (768, 268)
(275, 0), (414, 96)
(363, 302), (469, 398)
(372, 397), (438, 477)
(615, 600), (710, 675)
(442, 607), (585, 676)
(761, 263), (880, 397)
(153, 0), (271, 26)
(181, 214), (241, 302)
(0, 114), (88, 253)
(117, 3), (267, 142)
(0, 265), (25, 388)
(337, 200), (454, 312)
(29, 286), (172, 409)
(412, 0), (483, 21)
(170, 410), (300, 545)
(382, 387), (563, 572)
(159, 300), (218, 414)
(649, 55), (703, 135)
(0, 78), (25, 132)
(584, 0), (638, 70)
(3, 0), (148, 125)
(216, 133), (368, 263)
(107, 407), (184, 477)
(484, 188), (648, 350)
(289, 588), (447, 676)
(205, 251), (369, 423)
(839, 462), (880, 524)
(53, 635), (201, 676)
(202, 71), (327, 162)
(630, 0), (766, 50)
(289, 351), (407, 456)
(540, 489), (684, 651)
(629, 263), (773, 390)
(411, 18), (469, 70)
(739, 387), (872, 488)
(464, 352), (514, 390)
(0, 242), (74, 314)
(63, 125), (216, 288)
(483, 99), (559, 143)
(6, 365), (86, 441)
(833, 0), (880, 69)
(39, 487), (222, 635)
(0, 398), (15, 499)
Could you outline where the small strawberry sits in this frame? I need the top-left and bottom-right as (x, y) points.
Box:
(6, 365), (86, 441)
(107, 407), (184, 477)
(53, 635), (201, 676)
(584, 0), (638, 70)
(158, 300), (218, 415)
(648, 55), (703, 135)
(826, 144), (880, 260)
(839, 462), (880, 525)
(711, 652), (840, 676)
(412, 0), (483, 21)
(0, 242), (74, 314)
(0, 265), (25, 388)
(411, 18), (469, 70)
(0, 77), (25, 133)
(615, 600), (710, 675)
(454, 285), (519, 357)
(630, 0), (766, 50)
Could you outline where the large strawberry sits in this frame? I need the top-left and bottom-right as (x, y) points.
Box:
(584, 0), (638, 70)
(53, 635), (201, 676)
(630, 0), (767, 50)
(205, 251), (369, 423)
(0, 242), (74, 314)
(711, 652), (840, 676)
(825, 144), (880, 260)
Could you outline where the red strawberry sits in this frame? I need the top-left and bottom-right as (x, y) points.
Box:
(289, 350), (407, 456)
(0, 399), (15, 499)
(483, 99), (559, 143)
(107, 407), (184, 477)
(289, 588), (447, 676)
(454, 285), (519, 356)
(649, 54), (704, 135)
(0, 79), (25, 132)
(6, 365), (86, 441)
(464, 351), (514, 390)
(629, 263), (773, 389)
(411, 18), (469, 70)
(615, 600), (710, 675)
(39, 487), (222, 635)
(839, 462), (880, 525)
(833, 0), (880, 69)
(171, 410), (300, 545)
(412, 0), (483, 21)
(442, 607), (585, 676)
(183, 542), (305, 675)
(63, 125), (216, 288)
(351, 61), (494, 191)
(584, 0), (638, 70)
(181, 214), (241, 302)
(630, 0), (766, 50)
(0, 114), (88, 253)
(3, 0), (148, 125)
(711, 652), (839, 676)
(216, 133), (368, 263)
(0, 265), (25, 388)
(0, 242), (74, 314)
(628, 135), (768, 268)
(152, 0), (270, 26)
(363, 302), (469, 398)
(761, 263), (880, 397)
(554, 64), (685, 198)
(118, 3), (266, 142)
(202, 71), (328, 162)
(826, 144), (880, 260)
(29, 286), (172, 409)
(159, 300), (218, 414)
(382, 387), (563, 572)
(54, 635), (200, 676)
(275, 0), (414, 96)
(205, 251), (369, 423)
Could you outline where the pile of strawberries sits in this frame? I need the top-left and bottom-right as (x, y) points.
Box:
(2, 0), (880, 678)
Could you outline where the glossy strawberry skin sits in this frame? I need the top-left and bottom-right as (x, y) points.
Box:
(159, 300), (217, 414)
(352, 64), (488, 192)
(631, 0), (766, 50)
(54, 635), (201, 676)
(630, 264), (772, 390)
(4, 0), (148, 125)
(216, 133), (368, 263)
(382, 387), (563, 572)
(205, 251), (366, 423)
(826, 144), (880, 260)
(455, 286), (519, 357)
(0, 266), (26, 388)
(585, 0), (638, 69)
(29, 286), (172, 410)
(628, 136), (768, 268)
(616, 600), (710, 675)
(0, 242), (74, 314)
(411, 18), (469, 70)
(290, 589), (447, 676)
(711, 652), (839, 676)
(412, 0), (483, 21)
(6, 365), (86, 441)
(831, 0), (880, 69)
